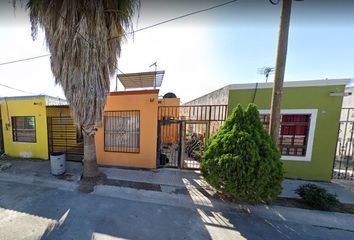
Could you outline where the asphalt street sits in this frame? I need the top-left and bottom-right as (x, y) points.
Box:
(0, 180), (354, 240)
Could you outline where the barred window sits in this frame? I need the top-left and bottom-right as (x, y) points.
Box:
(12, 116), (36, 143)
(104, 111), (140, 153)
(260, 114), (311, 157)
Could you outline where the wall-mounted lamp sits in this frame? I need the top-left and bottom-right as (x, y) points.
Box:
(329, 92), (352, 97)
(33, 102), (43, 106)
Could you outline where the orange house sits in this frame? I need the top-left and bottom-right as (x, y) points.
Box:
(95, 90), (181, 169)
(96, 90), (159, 168)
(95, 71), (180, 169)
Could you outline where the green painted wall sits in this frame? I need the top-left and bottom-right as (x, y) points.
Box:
(228, 85), (345, 181)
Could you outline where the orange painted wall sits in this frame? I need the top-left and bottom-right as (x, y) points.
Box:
(158, 98), (180, 108)
(158, 98), (181, 144)
(95, 90), (159, 168)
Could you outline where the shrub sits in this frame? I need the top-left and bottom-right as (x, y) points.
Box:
(201, 104), (283, 202)
(295, 183), (340, 210)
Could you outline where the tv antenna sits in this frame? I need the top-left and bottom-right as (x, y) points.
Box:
(257, 67), (275, 82)
(149, 61), (157, 89)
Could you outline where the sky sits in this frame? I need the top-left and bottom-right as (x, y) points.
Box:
(1, 0), (354, 103)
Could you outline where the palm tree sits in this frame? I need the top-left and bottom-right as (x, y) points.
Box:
(16, 0), (139, 189)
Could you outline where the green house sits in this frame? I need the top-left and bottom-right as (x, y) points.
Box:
(185, 79), (351, 181)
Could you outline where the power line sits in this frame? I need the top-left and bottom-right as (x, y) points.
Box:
(56, 12), (125, 74)
(0, 12), (125, 74)
(0, 82), (36, 94)
(0, 54), (50, 66)
(109, 0), (239, 40)
(0, 0), (239, 68)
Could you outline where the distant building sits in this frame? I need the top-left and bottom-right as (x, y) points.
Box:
(343, 86), (354, 108)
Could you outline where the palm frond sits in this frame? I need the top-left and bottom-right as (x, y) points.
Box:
(24, 0), (139, 128)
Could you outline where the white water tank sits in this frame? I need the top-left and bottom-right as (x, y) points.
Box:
(50, 152), (66, 175)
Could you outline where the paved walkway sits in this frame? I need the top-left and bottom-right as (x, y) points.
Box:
(281, 179), (354, 204)
(0, 158), (82, 181)
(100, 166), (354, 204)
(1, 158), (354, 204)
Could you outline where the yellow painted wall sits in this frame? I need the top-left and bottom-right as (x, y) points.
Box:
(95, 90), (159, 168)
(0, 97), (48, 159)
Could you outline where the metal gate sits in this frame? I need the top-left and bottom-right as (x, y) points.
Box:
(157, 105), (227, 169)
(47, 117), (84, 162)
(157, 119), (182, 168)
(333, 108), (354, 180)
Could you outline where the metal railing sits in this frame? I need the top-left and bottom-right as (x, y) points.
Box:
(104, 110), (140, 153)
(333, 108), (354, 180)
(157, 105), (228, 169)
(47, 117), (83, 162)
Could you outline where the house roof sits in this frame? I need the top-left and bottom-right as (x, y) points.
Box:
(228, 78), (352, 90)
(109, 89), (159, 96)
(183, 78), (352, 105)
(118, 71), (165, 89)
(0, 95), (67, 106)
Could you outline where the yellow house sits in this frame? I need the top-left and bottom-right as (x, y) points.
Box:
(0, 95), (67, 160)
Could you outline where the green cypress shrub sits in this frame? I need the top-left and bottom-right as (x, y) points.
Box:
(295, 184), (340, 210)
(201, 104), (284, 202)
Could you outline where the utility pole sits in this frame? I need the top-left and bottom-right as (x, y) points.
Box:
(269, 0), (292, 145)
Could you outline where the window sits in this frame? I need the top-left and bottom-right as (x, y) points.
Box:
(12, 116), (36, 143)
(259, 109), (317, 161)
(261, 114), (310, 157)
(104, 111), (140, 153)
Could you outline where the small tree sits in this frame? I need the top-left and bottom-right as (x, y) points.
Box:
(201, 104), (283, 202)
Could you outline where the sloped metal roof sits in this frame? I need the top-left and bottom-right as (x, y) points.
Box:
(118, 71), (165, 89)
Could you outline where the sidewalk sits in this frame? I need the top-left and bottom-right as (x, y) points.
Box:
(100, 166), (354, 204)
(1, 158), (354, 233)
(1, 158), (354, 204)
(0, 158), (82, 191)
(281, 179), (354, 204)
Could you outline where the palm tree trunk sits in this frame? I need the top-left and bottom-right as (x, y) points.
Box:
(82, 126), (100, 178)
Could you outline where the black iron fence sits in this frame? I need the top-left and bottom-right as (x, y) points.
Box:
(333, 108), (354, 180)
(157, 105), (228, 169)
(47, 117), (84, 162)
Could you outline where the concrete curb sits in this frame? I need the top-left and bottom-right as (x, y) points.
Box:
(93, 184), (354, 232)
(1, 172), (354, 233)
(0, 173), (79, 192)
